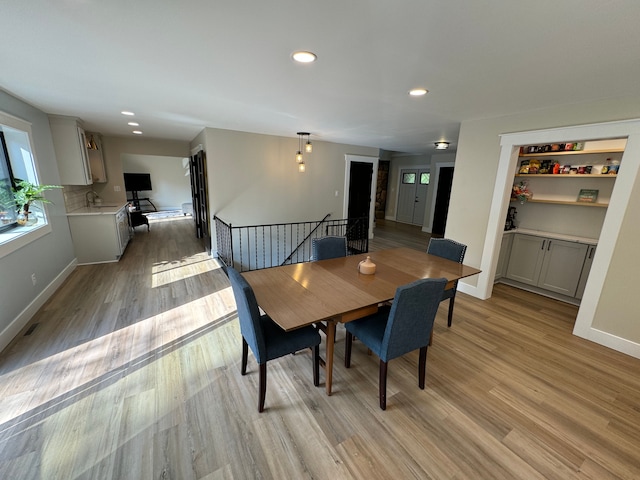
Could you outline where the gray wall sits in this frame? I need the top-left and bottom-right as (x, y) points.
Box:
(195, 128), (379, 228)
(0, 91), (76, 349)
(386, 151), (456, 232)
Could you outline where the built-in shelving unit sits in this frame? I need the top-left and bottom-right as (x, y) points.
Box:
(514, 198), (608, 207)
(515, 173), (617, 178)
(514, 139), (624, 208)
(519, 148), (624, 157)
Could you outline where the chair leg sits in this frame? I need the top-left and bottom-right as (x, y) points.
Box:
(313, 345), (320, 386)
(447, 296), (455, 327)
(418, 346), (428, 389)
(241, 337), (248, 375)
(258, 362), (267, 412)
(379, 360), (388, 410)
(344, 331), (353, 368)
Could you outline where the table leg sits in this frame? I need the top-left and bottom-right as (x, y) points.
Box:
(325, 320), (337, 396)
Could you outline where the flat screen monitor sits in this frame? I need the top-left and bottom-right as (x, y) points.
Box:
(123, 173), (152, 192)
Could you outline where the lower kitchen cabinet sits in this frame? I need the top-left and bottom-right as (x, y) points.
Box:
(68, 207), (129, 264)
(505, 233), (589, 298)
(575, 244), (596, 300)
(494, 232), (514, 281)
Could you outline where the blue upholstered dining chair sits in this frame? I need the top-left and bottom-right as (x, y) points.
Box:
(227, 267), (321, 412)
(427, 238), (467, 328)
(311, 235), (347, 261)
(344, 277), (447, 410)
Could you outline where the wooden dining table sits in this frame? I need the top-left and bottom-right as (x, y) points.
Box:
(241, 247), (481, 395)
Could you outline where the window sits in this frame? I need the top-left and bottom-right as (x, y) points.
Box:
(402, 173), (416, 184)
(420, 172), (430, 185)
(0, 111), (53, 258)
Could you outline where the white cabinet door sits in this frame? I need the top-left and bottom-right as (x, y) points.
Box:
(495, 233), (514, 282)
(68, 215), (120, 264)
(49, 115), (92, 185)
(505, 234), (546, 286)
(116, 208), (129, 255)
(538, 239), (588, 296)
(86, 132), (107, 183)
(575, 245), (596, 300)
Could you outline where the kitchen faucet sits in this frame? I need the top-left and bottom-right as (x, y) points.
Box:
(86, 190), (100, 207)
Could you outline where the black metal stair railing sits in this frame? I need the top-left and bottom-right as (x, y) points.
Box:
(214, 215), (369, 272)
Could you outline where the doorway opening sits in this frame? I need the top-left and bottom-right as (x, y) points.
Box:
(343, 155), (379, 239)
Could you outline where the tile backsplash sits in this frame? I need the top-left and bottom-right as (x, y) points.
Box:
(63, 185), (93, 211)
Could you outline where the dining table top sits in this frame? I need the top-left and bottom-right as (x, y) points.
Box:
(241, 247), (481, 332)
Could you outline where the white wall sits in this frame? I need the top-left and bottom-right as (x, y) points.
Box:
(447, 95), (640, 358)
(0, 91), (76, 351)
(96, 136), (191, 205)
(121, 154), (191, 210)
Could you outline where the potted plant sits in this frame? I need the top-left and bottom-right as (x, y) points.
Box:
(12, 179), (62, 224)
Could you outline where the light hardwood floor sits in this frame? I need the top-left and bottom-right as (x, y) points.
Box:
(369, 219), (433, 252)
(1, 216), (639, 479)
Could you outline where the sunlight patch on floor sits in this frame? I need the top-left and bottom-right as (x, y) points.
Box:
(0, 291), (237, 429)
(152, 254), (222, 288)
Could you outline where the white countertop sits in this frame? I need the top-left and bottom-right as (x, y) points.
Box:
(504, 227), (598, 244)
(67, 203), (127, 216)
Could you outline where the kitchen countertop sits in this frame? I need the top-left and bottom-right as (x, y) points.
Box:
(504, 227), (598, 244)
(67, 203), (128, 216)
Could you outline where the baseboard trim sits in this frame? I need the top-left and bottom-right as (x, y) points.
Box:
(0, 259), (77, 353)
(575, 327), (640, 360)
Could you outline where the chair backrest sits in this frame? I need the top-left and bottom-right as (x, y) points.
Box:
(380, 277), (447, 362)
(227, 267), (266, 363)
(312, 236), (348, 261)
(427, 238), (467, 264)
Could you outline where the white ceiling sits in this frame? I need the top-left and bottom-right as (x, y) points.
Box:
(2, 0), (640, 154)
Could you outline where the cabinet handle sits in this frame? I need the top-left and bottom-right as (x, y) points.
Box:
(541, 240), (546, 250)
(589, 247), (594, 259)
(547, 240), (552, 251)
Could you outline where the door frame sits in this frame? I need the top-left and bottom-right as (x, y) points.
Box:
(343, 154), (378, 239)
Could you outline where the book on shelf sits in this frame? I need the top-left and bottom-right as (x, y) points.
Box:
(577, 189), (599, 203)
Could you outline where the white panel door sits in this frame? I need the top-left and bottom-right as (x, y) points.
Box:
(397, 169), (429, 225)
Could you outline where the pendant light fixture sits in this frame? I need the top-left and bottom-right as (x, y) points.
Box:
(295, 132), (311, 172)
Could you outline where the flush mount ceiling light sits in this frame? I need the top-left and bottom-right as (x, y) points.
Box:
(132, 130), (143, 135)
(434, 141), (450, 150)
(128, 122), (139, 126)
(121, 110), (135, 116)
(295, 132), (312, 172)
(409, 88), (428, 96)
(292, 51), (317, 63)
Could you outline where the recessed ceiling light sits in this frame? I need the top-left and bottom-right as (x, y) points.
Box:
(128, 122), (139, 126)
(121, 111), (135, 116)
(434, 141), (450, 150)
(409, 88), (428, 96)
(132, 130), (143, 135)
(292, 51), (317, 63)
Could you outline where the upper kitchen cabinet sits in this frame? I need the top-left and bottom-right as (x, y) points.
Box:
(85, 132), (107, 183)
(49, 115), (92, 185)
